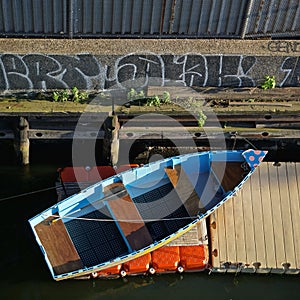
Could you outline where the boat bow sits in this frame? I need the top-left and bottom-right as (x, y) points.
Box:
(242, 149), (268, 169)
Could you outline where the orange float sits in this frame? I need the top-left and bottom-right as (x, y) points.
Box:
(151, 246), (180, 273)
(179, 245), (208, 271)
(116, 164), (139, 173)
(122, 253), (151, 275)
(93, 265), (122, 278)
(58, 167), (90, 182)
(88, 166), (116, 181)
(58, 164), (139, 183)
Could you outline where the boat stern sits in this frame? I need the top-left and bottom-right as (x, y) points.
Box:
(28, 205), (84, 280)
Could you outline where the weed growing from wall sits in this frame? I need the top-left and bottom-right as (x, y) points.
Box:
(52, 87), (89, 103)
(261, 75), (276, 90)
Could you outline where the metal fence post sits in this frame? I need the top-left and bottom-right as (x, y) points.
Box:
(240, 0), (255, 39)
(68, 0), (74, 38)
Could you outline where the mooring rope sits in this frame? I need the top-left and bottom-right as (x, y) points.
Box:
(0, 186), (57, 203)
(231, 132), (258, 151)
(48, 214), (198, 223)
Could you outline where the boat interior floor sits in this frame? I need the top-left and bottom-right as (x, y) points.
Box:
(64, 180), (196, 268)
(39, 161), (248, 273)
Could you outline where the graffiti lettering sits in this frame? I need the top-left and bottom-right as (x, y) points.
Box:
(0, 53), (299, 91)
(0, 54), (31, 90)
(175, 55), (207, 86)
(280, 57), (300, 86)
(268, 41), (300, 53)
(114, 53), (165, 89)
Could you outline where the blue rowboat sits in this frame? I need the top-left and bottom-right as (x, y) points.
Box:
(29, 149), (267, 281)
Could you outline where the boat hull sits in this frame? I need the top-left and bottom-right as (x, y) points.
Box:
(29, 149), (267, 280)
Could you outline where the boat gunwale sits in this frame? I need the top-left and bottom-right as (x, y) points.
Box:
(28, 150), (245, 224)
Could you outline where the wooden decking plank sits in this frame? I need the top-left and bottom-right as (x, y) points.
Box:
(165, 166), (200, 216)
(278, 163), (297, 269)
(240, 178), (256, 267)
(215, 202), (227, 268)
(209, 211), (220, 267)
(35, 217), (83, 275)
(286, 163), (300, 269)
(105, 182), (153, 251)
(108, 191), (153, 251)
(292, 163), (300, 268)
(250, 167), (267, 269)
(259, 163), (276, 270)
(211, 162), (300, 274)
(165, 165), (180, 187)
(232, 192), (247, 264)
(268, 163), (286, 268)
(223, 196), (237, 263)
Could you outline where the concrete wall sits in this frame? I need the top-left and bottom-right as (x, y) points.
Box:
(0, 39), (299, 92)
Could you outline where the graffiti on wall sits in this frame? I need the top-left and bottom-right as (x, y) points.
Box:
(268, 41), (300, 53)
(0, 53), (299, 91)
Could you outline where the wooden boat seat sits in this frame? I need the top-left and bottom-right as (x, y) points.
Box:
(105, 182), (153, 251)
(165, 165), (204, 216)
(34, 217), (83, 275)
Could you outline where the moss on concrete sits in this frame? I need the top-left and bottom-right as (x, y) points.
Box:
(0, 87), (299, 114)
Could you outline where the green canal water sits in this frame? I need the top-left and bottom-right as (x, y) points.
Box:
(0, 163), (299, 300)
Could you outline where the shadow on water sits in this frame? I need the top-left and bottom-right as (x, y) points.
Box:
(0, 151), (300, 299)
(1, 264), (300, 300)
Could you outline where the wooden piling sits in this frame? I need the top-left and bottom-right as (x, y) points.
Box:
(15, 117), (30, 165)
(110, 115), (120, 166)
(102, 115), (120, 166)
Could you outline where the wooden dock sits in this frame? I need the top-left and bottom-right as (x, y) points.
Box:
(209, 162), (300, 274)
(1, 112), (300, 166)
